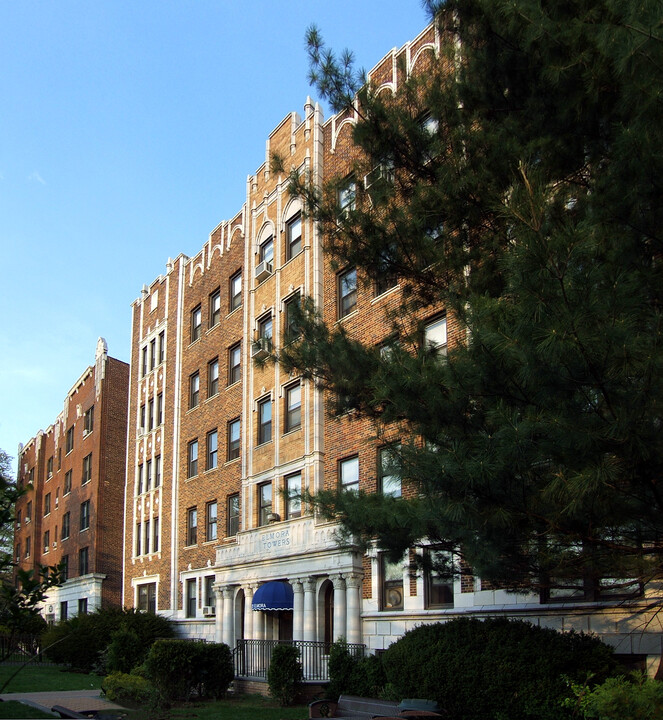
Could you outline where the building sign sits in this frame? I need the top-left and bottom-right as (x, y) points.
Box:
(260, 528), (290, 552)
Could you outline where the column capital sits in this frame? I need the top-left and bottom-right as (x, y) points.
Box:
(222, 586), (234, 600)
(303, 577), (317, 593)
(291, 579), (304, 593)
(332, 574), (346, 590)
(345, 573), (362, 589)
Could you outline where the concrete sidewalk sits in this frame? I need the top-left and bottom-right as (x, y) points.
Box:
(0, 688), (127, 717)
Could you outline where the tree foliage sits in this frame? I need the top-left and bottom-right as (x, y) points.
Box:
(280, 0), (663, 591)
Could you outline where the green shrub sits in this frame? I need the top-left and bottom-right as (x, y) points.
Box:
(42, 607), (174, 672)
(381, 618), (617, 720)
(268, 644), (303, 706)
(569, 673), (663, 720)
(101, 671), (154, 707)
(144, 638), (233, 702)
(104, 628), (144, 674)
(326, 641), (386, 700)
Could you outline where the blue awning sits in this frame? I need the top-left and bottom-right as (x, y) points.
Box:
(252, 581), (294, 611)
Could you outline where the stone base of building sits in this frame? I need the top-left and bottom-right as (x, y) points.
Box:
(233, 678), (327, 703)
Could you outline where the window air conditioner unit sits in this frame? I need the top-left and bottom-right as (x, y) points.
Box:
(364, 163), (394, 191)
(251, 337), (272, 360)
(202, 605), (216, 617)
(255, 260), (273, 283)
(138, 426), (145, 436)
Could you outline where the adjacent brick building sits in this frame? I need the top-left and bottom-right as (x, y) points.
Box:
(14, 339), (129, 620)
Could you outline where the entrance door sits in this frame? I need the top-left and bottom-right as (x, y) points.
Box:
(279, 610), (293, 641)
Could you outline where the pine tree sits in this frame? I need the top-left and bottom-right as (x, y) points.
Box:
(279, 0), (663, 594)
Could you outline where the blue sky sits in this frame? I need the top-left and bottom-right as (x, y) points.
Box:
(0, 1), (430, 474)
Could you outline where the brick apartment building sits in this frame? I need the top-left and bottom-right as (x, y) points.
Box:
(14, 339), (129, 620)
(121, 21), (663, 679)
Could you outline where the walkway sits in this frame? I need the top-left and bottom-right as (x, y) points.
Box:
(0, 688), (126, 717)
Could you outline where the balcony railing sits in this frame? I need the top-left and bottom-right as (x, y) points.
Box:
(233, 639), (365, 682)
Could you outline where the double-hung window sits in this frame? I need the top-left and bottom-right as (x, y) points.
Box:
(228, 344), (241, 385)
(79, 547), (89, 576)
(189, 372), (200, 409)
(338, 179), (356, 218)
(209, 288), (221, 327)
(187, 440), (199, 478)
(84, 406), (94, 435)
(258, 483), (272, 526)
(208, 358), (219, 397)
(80, 500), (90, 531)
(338, 268), (357, 318)
(206, 501), (218, 542)
(339, 456), (359, 493)
(207, 429), (218, 470)
(230, 271), (242, 311)
(424, 316), (447, 356)
(286, 472), (302, 519)
(82, 453), (92, 485)
(227, 494), (239, 536)
(257, 398), (272, 445)
(286, 213), (302, 260)
(284, 382), (302, 432)
(66, 426), (74, 454)
(227, 418), (240, 461)
(381, 555), (404, 610)
(186, 507), (197, 546)
(284, 293), (301, 343)
(191, 305), (202, 342)
(425, 548), (455, 607)
(378, 445), (401, 497)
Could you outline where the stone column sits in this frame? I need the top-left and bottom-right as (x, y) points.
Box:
(303, 578), (317, 642)
(222, 587), (234, 647)
(214, 583), (224, 644)
(332, 575), (347, 641)
(292, 579), (305, 641)
(345, 573), (362, 644)
(243, 584), (255, 640)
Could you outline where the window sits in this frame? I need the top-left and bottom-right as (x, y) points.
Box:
(140, 404), (146, 432)
(284, 383), (302, 432)
(338, 267), (357, 318)
(43, 530), (50, 553)
(154, 456), (161, 487)
(189, 372), (200, 409)
(206, 501), (218, 542)
(425, 548), (454, 607)
(55, 487), (59, 508)
(228, 343), (241, 385)
(205, 575), (215, 608)
(15, 543), (20, 563)
(148, 399), (154, 430)
(145, 459), (152, 492)
(381, 555), (404, 610)
(144, 519), (151, 554)
(379, 445), (401, 497)
(153, 516), (159, 552)
(82, 453), (92, 485)
(137, 464), (144, 494)
(138, 582), (156, 613)
(150, 339), (156, 370)
(207, 429), (218, 470)
(374, 244), (398, 296)
(286, 213), (302, 260)
(187, 440), (199, 478)
(60, 601), (68, 620)
(284, 292), (301, 343)
(257, 398), (272, 445)
(84, 406), (94, 435)
(190, 305), (202, 342)
(338, 179), (356, 218)
(157, 393), (163, 425)
(16, 510), (21, 527)
(227, 418), (240, 461)
(208, 358), (219, 397)
(339, 456), (359, 493)
(26, 501), (32, 522)
(80, 500), (90, 531)
(186, 507), (197, 546)
(79, 547), (89, 576)
(230, 271), (242, 311)
(44, 493), (51, 516)
(58, 448), (62, 470)
(28, 467), (34, 486)
(25, 536), (31, 558)
(62, 512), (70, 540)
(258, 483), (272, 526)
(209, 288), (221, 327)
(64, 471), (72, 495)
(136, 522), (142, 555)
(66, 426), (74, 454)
(227, 494), (239, 536)
(259, 236), (274, 264)
(285, 472), (302, 519)
(78, 597), (88, 615)
(257, 314), (273, 348)
(186, 578), (197, 618)
(158, 331), (165, 364)
(47, 456), (53, 478)
(424, 316), (447, 356)
(142, 346), (148, 377)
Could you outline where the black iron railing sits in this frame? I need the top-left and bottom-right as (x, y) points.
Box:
(233, 639), (364, 681)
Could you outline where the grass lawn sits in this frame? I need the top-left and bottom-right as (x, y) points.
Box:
(0, 701), (55, 719)
(0, 664), (103, 693)
(123, 694), (308, 720)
